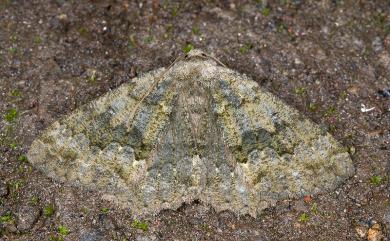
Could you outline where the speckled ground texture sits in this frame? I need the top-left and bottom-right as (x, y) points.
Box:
(0, 0), (389, 240)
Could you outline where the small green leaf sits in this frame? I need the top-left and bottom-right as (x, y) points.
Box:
(9, 143), (17, 149)
(18, 154), (28, 162)
(131, 219), (148, 232)
(101, 207), (109, 214)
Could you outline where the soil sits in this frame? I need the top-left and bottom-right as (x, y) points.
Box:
(0, 0), (389, 240)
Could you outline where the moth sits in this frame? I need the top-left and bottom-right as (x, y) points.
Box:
(28, 49), (354, 217)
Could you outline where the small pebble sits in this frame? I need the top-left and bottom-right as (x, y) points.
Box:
(367, 223), (383, 241)
(378, 89), (390, 98)
(79, 230), (106, 241)
(355, 225), (367, 238)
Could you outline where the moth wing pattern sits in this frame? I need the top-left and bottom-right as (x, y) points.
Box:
(28, 51), (354, 217)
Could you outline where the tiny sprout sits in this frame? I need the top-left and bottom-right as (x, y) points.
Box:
(43, 204), (55, 217)
(311, 202), (318, 214)
(18, 154), (28, 163)
(299, 213), (309, 222)
(239, 43), (253, 54)
(101, 207), (109, 214)
(183, 43), (194, 54)
(192, 25), (200, 35)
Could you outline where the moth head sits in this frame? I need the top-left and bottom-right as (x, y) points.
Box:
(182, 49), (226, 67)
(183, 49), (208, 60)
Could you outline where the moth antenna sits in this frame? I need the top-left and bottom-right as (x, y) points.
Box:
(202, 53), (227, 68)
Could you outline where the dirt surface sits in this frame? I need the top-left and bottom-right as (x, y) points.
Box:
(0, 0), (389, 240)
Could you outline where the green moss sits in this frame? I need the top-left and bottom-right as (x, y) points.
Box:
(131, 219), (148, 232)
(0, 212), (14, 224)
(4, 108), (18, 122)
(43, 204), (55, 217)
(58, 225), (70, 235)
(370, 175), (382, 186)
(183, 43), (194, 53)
